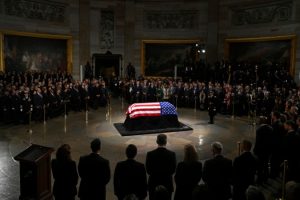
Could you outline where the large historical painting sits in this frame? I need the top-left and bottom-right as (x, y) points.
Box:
(0, 31), (72, 72)
(142, 40), (199, 77)
(225, 35), (296, 75)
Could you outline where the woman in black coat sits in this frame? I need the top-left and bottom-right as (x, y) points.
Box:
(51, 144), (78, 200)
(174, 144), (202, 200)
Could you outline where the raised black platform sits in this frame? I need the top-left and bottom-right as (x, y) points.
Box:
(124, 115), (180, 131)
(114, 121), (193, 136)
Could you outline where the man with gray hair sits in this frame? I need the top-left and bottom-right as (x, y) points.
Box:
(286, 181), (300, 200)
(245, 185), (265, 200)
(233, 140), (257, 200)
(203, 141), (233, 200)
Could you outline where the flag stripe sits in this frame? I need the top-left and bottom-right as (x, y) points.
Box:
(127, 102), (160, 118)
(129, 111), (161, 118)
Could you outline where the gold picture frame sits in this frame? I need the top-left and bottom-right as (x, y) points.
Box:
(0, 30), (73, 72)
(141, 39), (201, 77)
(224, 35), (297, 76)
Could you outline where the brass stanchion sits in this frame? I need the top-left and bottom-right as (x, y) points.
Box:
(194, 97), (197, 112)
(108, 94), (111, 106)
(253, 109), (257, 126)
(248, 110), (251, 125)
(43, 119), (47, 141)
(231, 93), (235, 119)
(237, 141), (241, 156)
(28, 106), (33, 135)
(85, 100), (88, 124)
(109, 101), (112, 124)
(106, 96), (111, 122)
(64, 101), (67, 119)
(64, 117), (67, 133)
(175, 95), (178, 110)
(282, 160), (288, 200)
(43, 105), (46, 125)
(28, 109), (32, 145)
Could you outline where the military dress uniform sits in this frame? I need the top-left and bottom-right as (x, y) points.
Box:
(208, 92), (217, 124)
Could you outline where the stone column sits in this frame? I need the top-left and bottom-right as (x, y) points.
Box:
(206, 0), (219, 65)
(124, 0), (136, 76)
(69, 0), (80, 79)
(294, 0), (300, 84)
(79, 0), (90, 66)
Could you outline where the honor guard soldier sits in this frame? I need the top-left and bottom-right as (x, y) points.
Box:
(208, 91), (217, 124)
(20, 89), (32, 124)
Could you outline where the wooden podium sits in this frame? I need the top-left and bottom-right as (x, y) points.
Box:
(14, 144), (54, 200)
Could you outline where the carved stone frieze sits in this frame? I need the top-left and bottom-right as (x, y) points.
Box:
(144, 10), (199, 30)
(3, 0), (66, 23)
(100, 10), (114, 49)
(232, 1), (292, 26)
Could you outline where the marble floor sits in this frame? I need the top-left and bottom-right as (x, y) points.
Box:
(0, 98), (257, 200)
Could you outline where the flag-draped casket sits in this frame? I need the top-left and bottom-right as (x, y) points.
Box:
(124, 102), (180, 131)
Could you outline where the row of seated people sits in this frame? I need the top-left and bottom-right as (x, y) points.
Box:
(52, 131), (300, 200)
(0, 71), (109, 124)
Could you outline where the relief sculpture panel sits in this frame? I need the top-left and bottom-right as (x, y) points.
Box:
(144, 10), (199, 30)
(2, 0), (66, 23)
(100, 10), (114, 49)
(231, 1), (292, 26)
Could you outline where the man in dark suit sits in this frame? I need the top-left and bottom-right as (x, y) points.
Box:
(78, 138), (111, 200)
(282, 120), (300, 182)
(270, 111), (285, 178)
(114, 144), (147, 200)
(203, 141), (233, 200)
(146, 134), (177, 200)
(207, 91), (217, 124)
(253, 116), (273, 184)
(233, 140), (257, 200)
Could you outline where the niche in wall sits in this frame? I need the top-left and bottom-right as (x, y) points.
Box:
(92, 52), (122, 81)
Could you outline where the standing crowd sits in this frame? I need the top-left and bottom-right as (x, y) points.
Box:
(52, 134), (300, 200)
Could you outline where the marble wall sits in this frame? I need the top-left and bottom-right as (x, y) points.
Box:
(0, 0), (299, 81)
(88, 0), (208, 77)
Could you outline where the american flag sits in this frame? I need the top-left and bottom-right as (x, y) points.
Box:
(126, 102), (177, 119)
